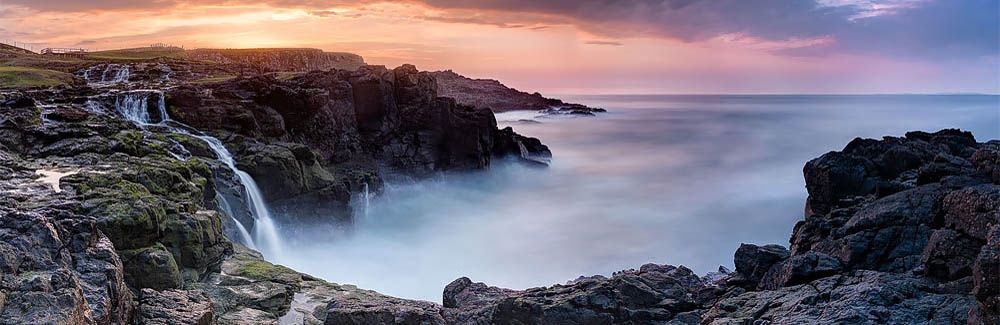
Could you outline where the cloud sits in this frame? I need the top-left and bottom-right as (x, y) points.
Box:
(1, 0), (995, 61)
(419, 15), (526, 28)
(585, 40), (623, 46)
(414, 0), (998, 60)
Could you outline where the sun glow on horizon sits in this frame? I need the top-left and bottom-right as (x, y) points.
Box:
(0, 0), (996, 94)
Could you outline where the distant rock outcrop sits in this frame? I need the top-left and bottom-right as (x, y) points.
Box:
(186, 48), (365, 73)
(430, 70), (605, 114)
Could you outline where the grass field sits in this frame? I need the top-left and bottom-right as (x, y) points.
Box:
(0, 66), (78, 89)
(85, 47), (187, 60)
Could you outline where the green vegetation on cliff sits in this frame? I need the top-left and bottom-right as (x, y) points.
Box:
(0, 66), (78, 89)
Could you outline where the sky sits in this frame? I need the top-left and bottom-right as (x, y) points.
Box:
(0, 0), (998, 94)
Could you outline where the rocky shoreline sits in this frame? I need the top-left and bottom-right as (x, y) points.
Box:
(313, 129), (1000, 324)
(0, 49), (997, 324)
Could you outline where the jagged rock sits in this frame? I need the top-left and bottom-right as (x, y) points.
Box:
(942, 184), (1000, 240)
(0, 209), (134, 324)
(705, 271), (975, 324)
(920, 229), (981, 280)
(733, 244), (789, 286)
(440, 264), (710, 324)
(972, 225), (1000, 324)
(972, 140), (1000, 183)
(758, 252), (841, 290)
(139, 288), (214, 325)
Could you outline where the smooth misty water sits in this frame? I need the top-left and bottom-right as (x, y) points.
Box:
(279, 95), (999, 302)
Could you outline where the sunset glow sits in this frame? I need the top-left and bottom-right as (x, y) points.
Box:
(1, 0), (997, 94)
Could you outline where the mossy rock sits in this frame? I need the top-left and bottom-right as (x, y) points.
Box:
(160, 210), (233, 281)
(66, 173), (167, 249)
(120, 243), (183, 290)
(166, 133), (214, 159)
(111, 130), (168, 157)
(223, 245), (302, 287)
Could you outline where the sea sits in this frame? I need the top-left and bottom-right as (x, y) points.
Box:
(277, 94), (1000, 302)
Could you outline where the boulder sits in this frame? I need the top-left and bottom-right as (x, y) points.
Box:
(139, 289), (214, 325)
(733, 244), (789, 286)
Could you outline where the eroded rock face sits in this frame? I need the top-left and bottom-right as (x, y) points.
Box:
(0, 208), (134, 324)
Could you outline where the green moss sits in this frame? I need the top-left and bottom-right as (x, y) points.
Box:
(235, 261), (298, 281)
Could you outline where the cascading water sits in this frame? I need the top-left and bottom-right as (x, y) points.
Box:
(100, 64), (130, 83)
(198, 136), (284, 258)
(109, 89), (284, 258)
(114, 91), (152, 123)
(363, 183), (371, 217)
(218, 193), (255, 250)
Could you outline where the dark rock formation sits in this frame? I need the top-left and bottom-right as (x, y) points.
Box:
(431, 70), (605, 114)
(0, 208), (134, 324)
(165, 64), (552, 225)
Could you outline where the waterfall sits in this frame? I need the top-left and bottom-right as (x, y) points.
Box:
(99, 64), (129, 83)
(218, 194), (255, 250)
(111, 89), (284, 258)
(111, 66), (130, 83)
(114, 91), (152, 124)
(363, 183), (371, 217)
(196, 135), (284, 258)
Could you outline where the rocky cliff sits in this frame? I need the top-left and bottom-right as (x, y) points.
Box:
(186, 48), (365, 74)
(431, 70), (605, 114)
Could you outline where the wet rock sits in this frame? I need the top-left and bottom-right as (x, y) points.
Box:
(139, 288), (214, 325)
